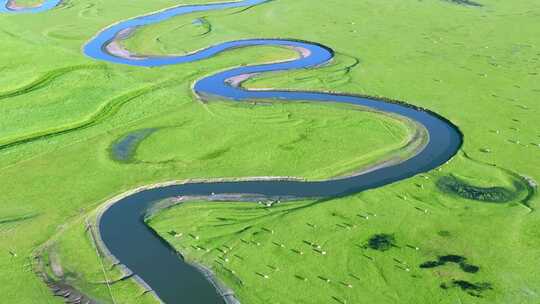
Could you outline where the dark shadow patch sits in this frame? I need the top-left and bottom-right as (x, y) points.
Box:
(278, 133), (308, 151)
(460, 263), (480, 273)
(367, 234), (396, 251)
(0, 213), (39, 225)
(198, 147), (230, 161)
(438, 230), (451, 237)
(294, 274), (307, 281)
(441, 280), (492, 297)
(439, 254), (466, 264)
(332, 296), (347, 304)
(443, 0), (483, 7)
(437, 175), (517, 203)
(420, 254), (479, 273)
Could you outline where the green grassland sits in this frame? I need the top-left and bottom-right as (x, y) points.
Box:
(149, 152), (539, 304)
(0, 1), (416, 303)
(1, 0), (539, 303)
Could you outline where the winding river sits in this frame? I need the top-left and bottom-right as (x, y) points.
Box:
(3, 0), (463, 303)
(0, 0), (61, 13)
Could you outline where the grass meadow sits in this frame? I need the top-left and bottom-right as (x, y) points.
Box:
(1, 0), (539, 303)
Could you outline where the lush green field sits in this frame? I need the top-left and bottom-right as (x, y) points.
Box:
(1, 0), (539, 303)
(149, 152), (538, 304)
(0, 1), (415, 303)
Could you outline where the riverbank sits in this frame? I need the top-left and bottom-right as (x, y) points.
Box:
(7, 0), (40, 10)
(1, 0), (62, 13)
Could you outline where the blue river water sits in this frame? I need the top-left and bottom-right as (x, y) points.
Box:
(4, 0), (463, 303)
(0, 0), (61, 13)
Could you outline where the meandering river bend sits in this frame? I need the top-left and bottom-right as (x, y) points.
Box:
(0, 0), (61, 13)
(3, 0), (463, 303)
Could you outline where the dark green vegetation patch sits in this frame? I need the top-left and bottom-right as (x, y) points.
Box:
(0, 213), (39, 225)
(437, 175), (518, 203)
(421, 255), (491, 297)
(367, 233), (396, 251)
(420, 254), (479, 273)
(441, 280), (493, 298)
(443, 0), (482, 7)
